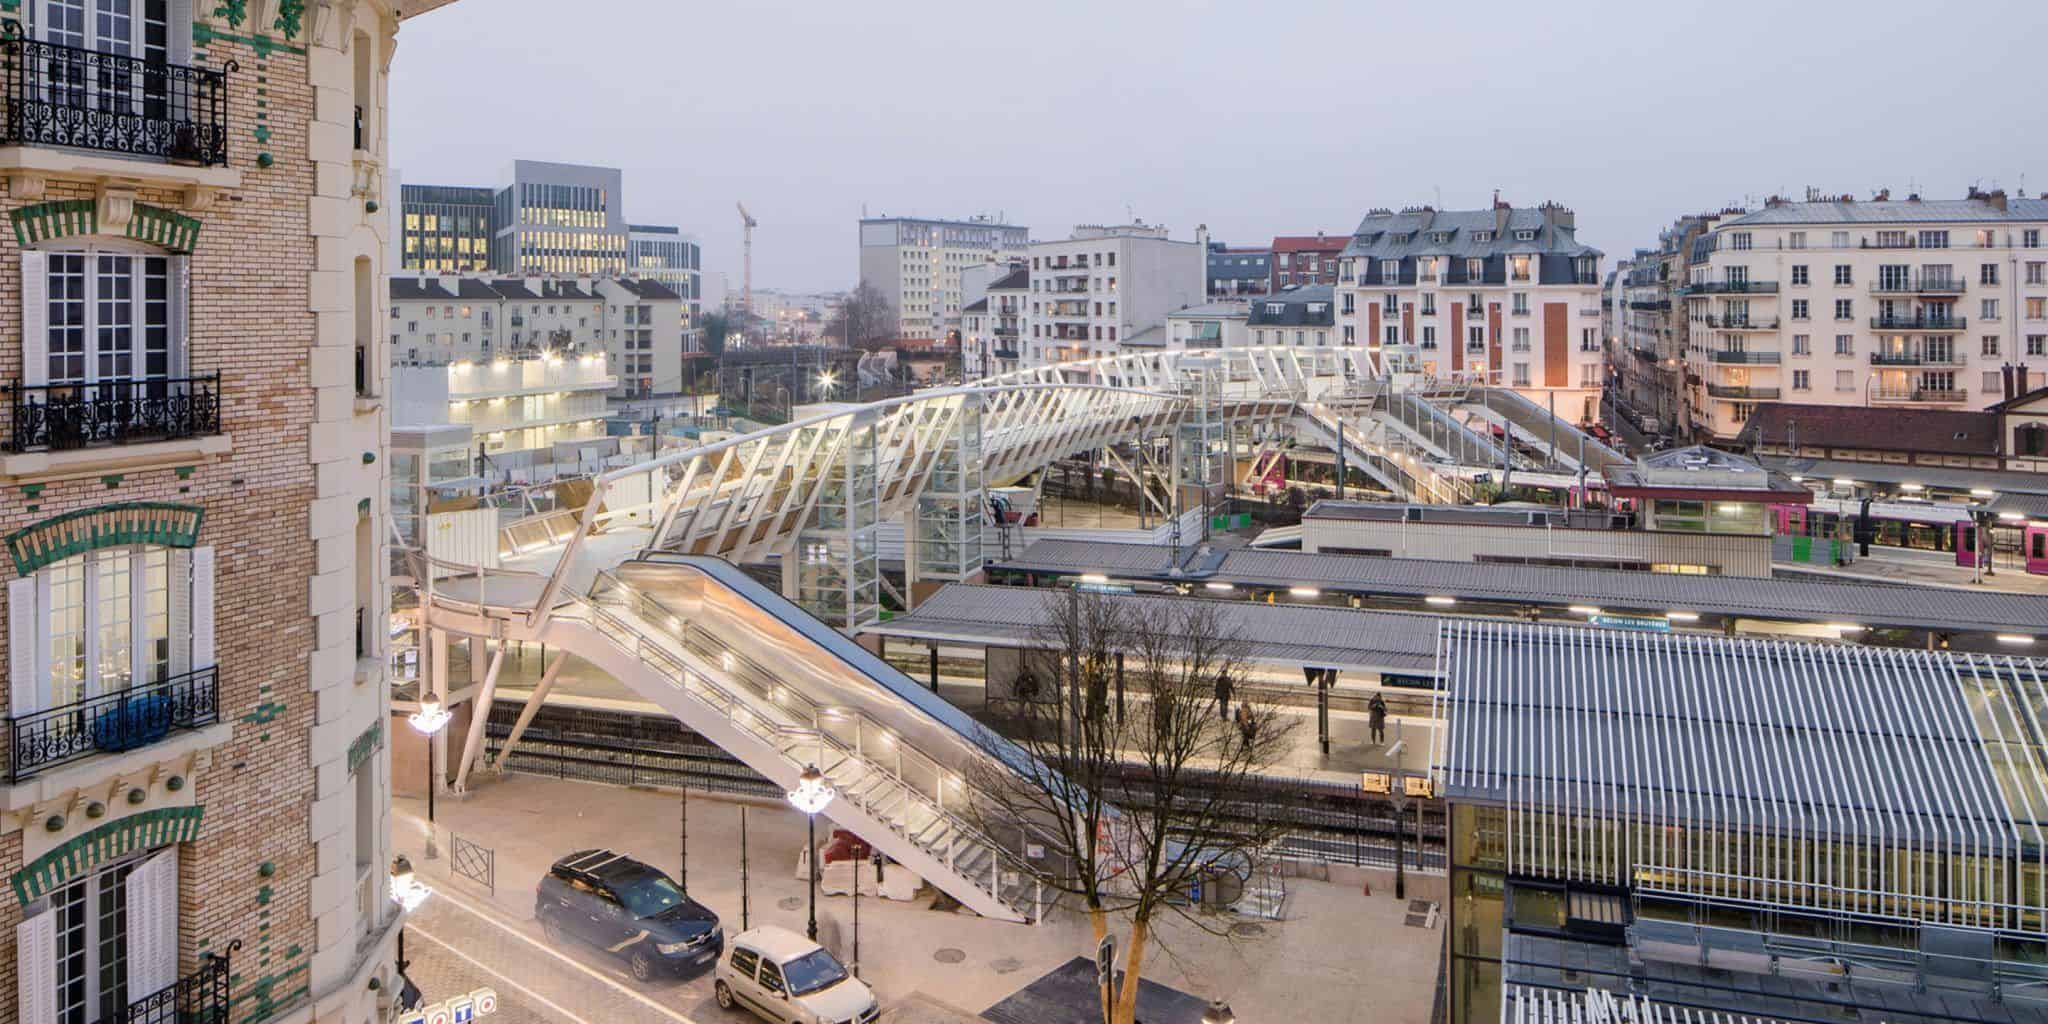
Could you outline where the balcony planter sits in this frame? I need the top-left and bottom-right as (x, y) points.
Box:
(89, 690), (173, 753)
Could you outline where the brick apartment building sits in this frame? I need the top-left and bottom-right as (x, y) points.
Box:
(0, 0), (441, 1021)
(1269, 233), (1346, 291)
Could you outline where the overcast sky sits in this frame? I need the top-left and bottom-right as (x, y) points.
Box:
(392, 0), (2048, 294)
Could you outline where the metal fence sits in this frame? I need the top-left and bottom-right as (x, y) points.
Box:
(450, 833), (494, 895)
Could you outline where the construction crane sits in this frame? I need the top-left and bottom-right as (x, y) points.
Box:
(736, 202), (756, 347)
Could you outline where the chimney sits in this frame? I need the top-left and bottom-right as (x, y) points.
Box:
(1987, 189), (2009, 212)
(1196, 223), (1210, 251)
(1874, 188), (1890, 202)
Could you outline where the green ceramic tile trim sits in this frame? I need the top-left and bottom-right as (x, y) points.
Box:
(347, 720), (383, 774)
(10, 806), (205, 905)
(5, 501), (205, 575)
(10, 199), (97, 247)
(192, 21), (305, 57)
(241, 700), (286, 725)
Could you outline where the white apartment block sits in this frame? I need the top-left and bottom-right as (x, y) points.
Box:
(392, 352), (618, 484)
(1335, 201), (1607, 422)
(1681, 190), (2048, 440)
(1164, 301), (1251, 351)
(1024, 223), (1207, 365)
(389, 274), (686, 398)
(858, 216), (1029, 342)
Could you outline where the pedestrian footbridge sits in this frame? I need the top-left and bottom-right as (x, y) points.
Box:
(408, 348), (1590, 920)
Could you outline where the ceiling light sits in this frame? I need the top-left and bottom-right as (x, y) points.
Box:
(1971, 488), (1996, 498)
(1289, 587), (1320, 598)
(1568, 605), (1601, 615)
(1079, 573), (1108, 584)
(1998, 635), (2036, 646)
(1425, 596), (1457, 606)
(1204, 582), (1234, 592)
(1666, 611), (1700, 622)
(1828, 623), (1864, 633)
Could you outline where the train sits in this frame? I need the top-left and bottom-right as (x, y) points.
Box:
(1771, 497), (2048, 576)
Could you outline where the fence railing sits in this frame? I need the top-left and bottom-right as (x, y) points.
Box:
(450, 833), (495, 895)
(122, 939), (237, 1024)
(2, 33), (233, 165)
(4, 374), (223, 452)
(7, 666), (221, 780)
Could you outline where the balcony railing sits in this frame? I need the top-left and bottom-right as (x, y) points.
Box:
(4, 375), (222, 453)
(1707, 350), (1780, 364)
(1870, 350), (1967, 367)
(1682, 280), (1779, 295)
(1870, 278), (1967, 294)
(1873, 386), (1967, 403)
(123, 939), (237, 1024)
(1705, 316), (1780, 330)
(1706, 384), (1780, 400)
(6, 666), (220, 780)
(1870, 314), (1967, 331)
(2, 34), (233, 166)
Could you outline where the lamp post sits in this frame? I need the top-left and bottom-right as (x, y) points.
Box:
(1200, 999), (1235, 1024)
(389, 853), (430, 912)
(786, 764), (836, 942)
(409, 699), (452, 860)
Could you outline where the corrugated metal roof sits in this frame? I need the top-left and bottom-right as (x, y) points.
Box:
(869, 584), (1440, 672)
(994, 539), (2048, 635)
(1436, 619), (2048, 851)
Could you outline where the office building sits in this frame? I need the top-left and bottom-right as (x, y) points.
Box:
(1024, 223), (1206, 365)
(858, 215), (1029, 342)
(628, 224), (704, 346)
(1679, 189), (2048, 441)
(398, 183), (494, 272)
(1335, 200), (1607, 422)
(0, 0), (417, 1019)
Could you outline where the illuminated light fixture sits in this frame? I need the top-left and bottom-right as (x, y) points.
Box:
(786, 764), (837, 815)
(1425, 596), (1457, 606)
(1665, 611), (1701, 622)
(1828, 623), (1864, 633)
(389, 854), (430, 911)
(1900, 483), (1924, 492)
(1998, 635), (2037, 646)
(1079, 573), (1109, 584)
(408, 699), (452, 736)
(1832, 478), (1855, 486)
(1971, 488), (1996, 498)
(1568, 605), (1602, 615)
(2000, 512), (2027, 522)
(1289, 587), (1320, 598)
(1790, 475), (1805, 483)
(1204, 582), (1235, 592)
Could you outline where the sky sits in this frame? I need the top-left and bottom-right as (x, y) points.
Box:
(391, 0), (2048, 294)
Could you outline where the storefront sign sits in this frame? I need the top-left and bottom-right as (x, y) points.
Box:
(399, 988), (498, 1024)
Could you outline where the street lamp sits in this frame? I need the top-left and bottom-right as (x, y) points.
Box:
(409, 699), (452, 860)
(1200, 1000), (1235, 1024)
(787, 765), (836, 941)
(389, 853), (430, 912)
(816, 370), (838, 400)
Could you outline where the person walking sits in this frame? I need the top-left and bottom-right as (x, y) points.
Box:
(1369, 693), (1388, 745)
(1215, 672), (1234, 721)
(1237, 705), (1257, 747)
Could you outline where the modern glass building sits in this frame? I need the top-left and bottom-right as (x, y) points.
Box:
(399, 183), (494, 271)
(1434, 619), (2048, 1024)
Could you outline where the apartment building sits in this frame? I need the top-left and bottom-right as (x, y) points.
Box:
(1335, 200), (1606, 422)
(1268, 233), (1345, 290)
(389, 274), (686, 398)
(1207, 244), (1271, 298)
(962, 267), (1029, 377)
(857, 216), (1029, 342)
(1608, 211), (1740, 438)
(397, 184), (493, 272)
(1024, 223), (1206, 365)
(1247, 286), (1334, 348)
(391, 354), (618, 485)
(1681, 189), (2048, 441)
(1164, 302), (1250, 352)
(0, 0), (419, 1020)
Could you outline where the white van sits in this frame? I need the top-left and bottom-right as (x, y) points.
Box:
(713, 925), (879, 1024)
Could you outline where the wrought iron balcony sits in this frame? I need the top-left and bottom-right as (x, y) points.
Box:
(1870, 314), (1967, 331)
(6, 665), (220, 780)
(124, 939), (237, 1024)
(4, 374), (222, 452)
(1706, 384), (1780, 400)
(1704, 315), (1780, 330)
(2, 33), (233, 166)
(1872, 386), (1967, 404)
(1683, 280), (1779, 295)
(1869, 278), (1966, 295)
(1870, 350), (1967, 367)
(1707, 350), (1780, 364)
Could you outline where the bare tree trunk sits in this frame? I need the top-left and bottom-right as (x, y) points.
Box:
(1112, 915), (1150, 1024)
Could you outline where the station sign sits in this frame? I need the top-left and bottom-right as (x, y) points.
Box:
(1591, 614), (1671, 633)
(399, 988), (498, 1024)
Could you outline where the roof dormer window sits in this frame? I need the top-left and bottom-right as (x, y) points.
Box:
(1514, 230), (1536, 242)
(1472, 231), (1493, 243)
(1430, 232), (1452, 244)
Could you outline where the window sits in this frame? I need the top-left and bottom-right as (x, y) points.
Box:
(1788, 231), (1807, 250)
(1730, 233), (1752, 251)
(1581, 328), (1598, 352)
(1468, 325), (1485, 350)
(1831, 231), (1849, 248)
(1341, 293), (1354, 315)
(1509, 255), (1532, 282)
(1421, 326), (1435, 347)
(1511, 362), (1531, 386)
(23, 847), (179, 1024)
(1983, 336), (2001, 357)
(1792, 334), (1810, 355)
(1791, 265), (1809, 286)
(1293, 330), (1305, 346)
(1511, 327), (1530, 352)
(1919, 230), (1949, 249)
(1791, 299), (1809, 320)
(2029, 335), (2046, 356)
(1384, 325), (1398, 345)
(1466, 258), (1485, 280)
(1834, 299), (1853, 320)
(1833, 265), (1852, 286)
(1836, 369), (1855, 391)
(1982, 263), (2001, 286)
(29, 248), (183, 389)
(2029, 262), (2046, 285)
(1511, 293), (1529, 315)
(1835, 334), (1854, 355)
(1793, 369), (1810, 391)
(1420, 294), (1436, 316)
(1379, 259), (1398, 281)
(2022, 229), (2040, 249)
(1983, 299), (2001, 321)
(2031, 298), (2047, 321)
(1514, 230), (1535, 242)
(1986, 371), (2004, 394)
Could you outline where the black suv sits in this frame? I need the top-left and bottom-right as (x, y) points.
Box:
(536, 849), (723, 980)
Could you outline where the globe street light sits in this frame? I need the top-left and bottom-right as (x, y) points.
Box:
(786, 764), (836, 941)
(410, 699), (452, 859)
(389, 853), (430, 912)
(1200, 1000), (1235, 1024)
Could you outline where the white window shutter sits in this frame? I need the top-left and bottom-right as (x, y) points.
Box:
(21, 250), (48, 388)
(9, 576), (39, 718)
(15, 909), (57, 1024)
(169, 255), (191, 379)
(126, 847), (181, 998)
(168, 549), (192, 676)
(190, 546), (215, 671)
(168, 0), (195, 66)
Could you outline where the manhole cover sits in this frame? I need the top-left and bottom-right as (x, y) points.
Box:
(1230, 922), (1266, 937)
(777, 897), (803, 911)
(934, 948), (967, 964)
(991, 957), (1022, 974)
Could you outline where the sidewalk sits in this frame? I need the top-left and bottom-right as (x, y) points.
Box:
(394, 773), (1441, 1023)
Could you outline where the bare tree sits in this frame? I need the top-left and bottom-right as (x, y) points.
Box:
(964, 590), (1296, 1024)
(829, 282), (898, 351)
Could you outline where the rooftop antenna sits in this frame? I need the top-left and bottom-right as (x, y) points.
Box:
(1126, 203), (1135, 223)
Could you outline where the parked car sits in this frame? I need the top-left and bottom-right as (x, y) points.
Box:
(714, 925), (878, 1024)
(535, 849), (722, 980)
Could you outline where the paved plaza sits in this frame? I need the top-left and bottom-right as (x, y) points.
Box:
(392, 774), (1442, 1023)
